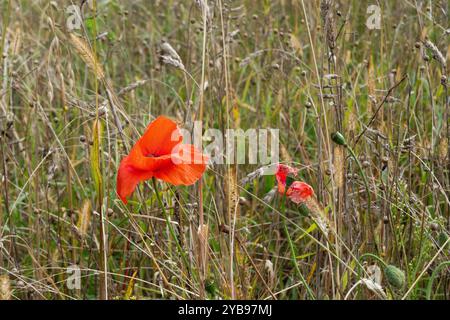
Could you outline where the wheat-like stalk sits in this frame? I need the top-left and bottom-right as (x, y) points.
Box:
(305, 197), (334, 237)
(69, 33), (105, 80)
(0, 275), (11, 300)
(320, 0), (335, 51)
(76, 199), (92, 239)
(423, 39), (447, 70)
(333, 146), (344, 189)
(160, 42), (186, 71)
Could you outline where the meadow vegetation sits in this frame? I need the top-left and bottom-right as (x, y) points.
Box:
(0, 0), (449, 300)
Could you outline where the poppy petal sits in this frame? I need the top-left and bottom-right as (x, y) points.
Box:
(116, 156), (154, 204)
(136, 116), (183, 158)
(286, 181), (314, 204)
(276, 164), (298, 193)
(127, 151), (174, 172)
(153, 144), (207, 185)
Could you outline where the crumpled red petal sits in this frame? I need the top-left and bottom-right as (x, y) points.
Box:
(153, 144), (208, 185)
(138, 115), (183, 157)
(116, 156), (154, 204)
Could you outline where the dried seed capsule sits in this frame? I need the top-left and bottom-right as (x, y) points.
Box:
(107, 208), (114, 217)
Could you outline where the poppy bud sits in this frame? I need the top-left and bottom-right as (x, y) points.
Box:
(331, 132), (347, 146)
(384, 265), (406, 289)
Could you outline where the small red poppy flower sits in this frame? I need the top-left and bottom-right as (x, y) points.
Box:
(275, 164), (314, 204)
(286, 181), (314, 204)
(275, 164), (299, 193)
(117, 116), (207, 204)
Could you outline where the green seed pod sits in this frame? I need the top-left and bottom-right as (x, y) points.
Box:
(331, 132), (347, 146)
(384, 265), (406, 289)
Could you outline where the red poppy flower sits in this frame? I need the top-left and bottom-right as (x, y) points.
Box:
(285, 181), (314, 204)
(275, 164), (314, 204)
(275, 164), (299, 193)
(117, 116), (207, 204)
